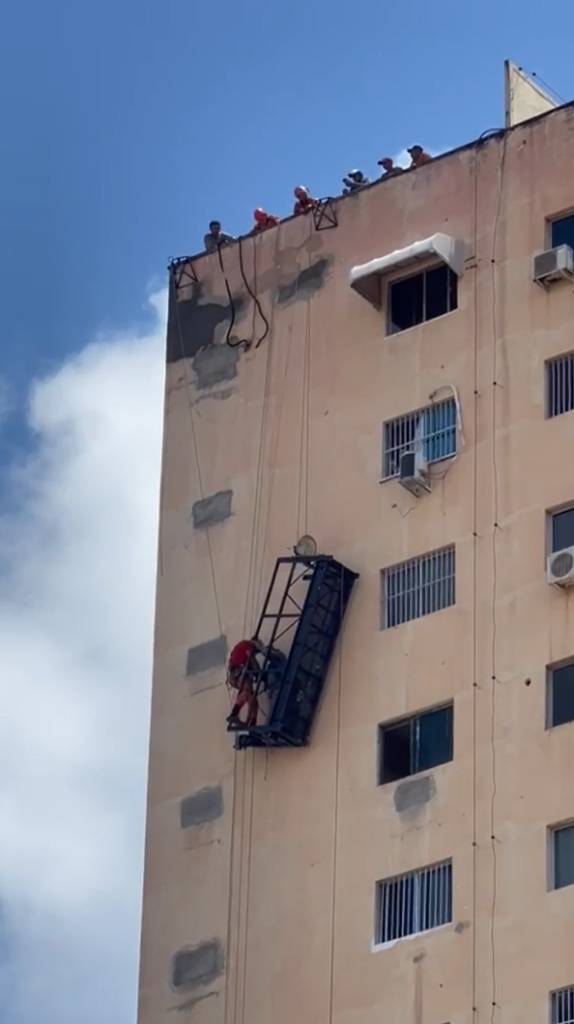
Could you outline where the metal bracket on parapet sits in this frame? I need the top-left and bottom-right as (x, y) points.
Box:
(168, 255), (198, 297)
(313, 197), (338, 231)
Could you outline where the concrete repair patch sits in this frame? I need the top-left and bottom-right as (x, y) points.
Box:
(171, 939), (225, 991)
(186, 636), (228, 676)
(180, 786), (224, 829)
(192, 491), (232, 529)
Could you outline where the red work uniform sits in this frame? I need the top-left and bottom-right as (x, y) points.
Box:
(227, 640), (259, 726)
(293, 196), (317, 215)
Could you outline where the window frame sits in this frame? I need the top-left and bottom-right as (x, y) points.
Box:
(548, 821), (574, 891)
(381, 398), (458, 481)
(547, 210), (574, 252)
(374, 859), (453, 945)
(545, 351), (574, 420)
(550, 985), (574, 1024)
(377, 702), (454, 785)
(386, 261), (458, 337)
(546, 503), (574, 556)
(546, 658), (574, 730)
(381, 545), (456, 630)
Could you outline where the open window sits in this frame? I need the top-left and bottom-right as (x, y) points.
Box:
(349, 232), (464, 320)
(388, 264), (457, 334)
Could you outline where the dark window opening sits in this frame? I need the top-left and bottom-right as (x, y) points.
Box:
(548, 662), (574, 729)
(551, 507), (574, 552)
(551, 214), (574, 252)
(547, 353), (574, 419)
(552, 823), (574, 890)
(379, 704), (454, 784)
(389, 264), (457, 335)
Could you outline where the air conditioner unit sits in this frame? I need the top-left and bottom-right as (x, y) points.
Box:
(399, 449), (430, 498)
(547, 546), (574, 587)
(533, 245), (574, 286)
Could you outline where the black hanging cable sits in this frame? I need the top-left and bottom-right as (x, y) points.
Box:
(238, 236), (270, 349)
(217, 245), (248, 349)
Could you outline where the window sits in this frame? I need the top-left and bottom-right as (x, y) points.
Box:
(551, 214), (574, 252)
(383, 399), (457, 478)
(379, 704), (454, 783)
(388, 264), (457, 335)
(546, 352), (574, 419)
(382, 546), (455, 629)
(550, 507), (574, 553)
(375, 860), (452, 943)
(550, 823), (574, 890)
(551, 987), (574, 1024)
(547, 661), (574, 729)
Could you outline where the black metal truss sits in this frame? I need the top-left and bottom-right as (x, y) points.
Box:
(168, 255), (198, 296)
(313, 197), (338, 231)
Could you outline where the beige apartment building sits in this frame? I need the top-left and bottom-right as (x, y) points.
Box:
(138, 67), (574, 1024)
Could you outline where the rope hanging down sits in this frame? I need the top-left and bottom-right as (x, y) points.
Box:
(217, 237), (270, 350)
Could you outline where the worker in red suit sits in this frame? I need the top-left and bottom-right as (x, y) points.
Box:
(226, 637), (265, 727)
(253, 208), (280, 232)
(293, 186), (317, 216)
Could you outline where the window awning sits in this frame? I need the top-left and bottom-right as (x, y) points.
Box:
(349, 233), (464, 308)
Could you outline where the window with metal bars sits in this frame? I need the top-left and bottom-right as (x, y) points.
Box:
(383, 398), (457, 479)
(388, 265), (458, 335)
(375, 860), (452, 943)
(378, 703), (454, 784)
(550, 823), (574, 890)
(551, 987), (574, 1024)
(546, 352), (574, 418)
(381, 546), (455, 629)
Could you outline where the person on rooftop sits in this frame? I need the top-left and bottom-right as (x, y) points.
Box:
(408, 145), (432, 168)
(203, 220), (234, 252)
(342, 170), (370, 195)
(253, 208), (280, 232)
(293, 186), (317, 216)
(378, 157), (404, 179)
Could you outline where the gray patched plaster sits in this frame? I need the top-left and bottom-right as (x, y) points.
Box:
(180, 786), (224, 829)
(394, 775), (436, 814)
(192, 491), (232, 529)
(171, 939), (224, 991)
(186, 636), (228, 675)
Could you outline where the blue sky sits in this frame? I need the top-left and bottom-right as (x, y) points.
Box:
(0, 1), (573, 1022)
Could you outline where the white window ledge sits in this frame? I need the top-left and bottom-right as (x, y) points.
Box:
(349, 233), (464, 308)
(371, 922), (450, 953)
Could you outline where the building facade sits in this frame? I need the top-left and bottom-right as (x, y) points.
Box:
(138, 100), (574, 1024)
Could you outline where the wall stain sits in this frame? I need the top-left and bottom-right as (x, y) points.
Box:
(276, 258), (331, 305)
(167, 282), (245, 363)
(186, 636), (228, 676)
(180, 786), (224, 829)
(171, 939), (225, 991)
(455, 920), (471, 933)
(394, 775), (436, 814)
(192, 343), (240, 390)
(192, 491), (233, 530)
(168, 991), (219, 1014)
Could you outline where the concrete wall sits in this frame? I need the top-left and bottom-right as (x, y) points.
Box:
(138, 104), (574, 1024)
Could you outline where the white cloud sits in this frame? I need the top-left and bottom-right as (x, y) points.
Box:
(0, 291), (166, 1023)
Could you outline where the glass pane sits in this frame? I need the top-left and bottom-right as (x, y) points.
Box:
(389, 273), (424, 333)
(425, 264), (450, 321)
(423, 399), (457, 462)
(554, 825), (574, 889)
(552, 508), (574, 552)
(417, 705), (454, 772)
(551, 663), (574, 727)
(551, 215), (574, 251)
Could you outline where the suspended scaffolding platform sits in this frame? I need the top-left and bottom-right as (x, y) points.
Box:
(228, 554), (359, 751)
